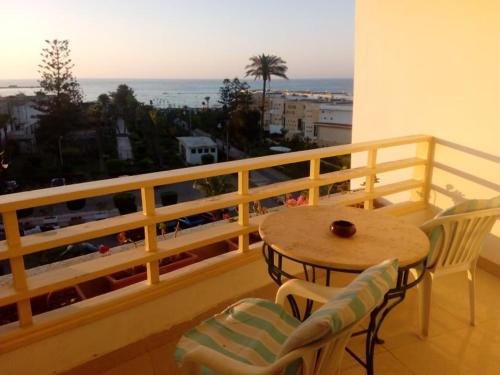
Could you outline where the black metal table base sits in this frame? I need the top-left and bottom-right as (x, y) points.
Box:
(262, 243), (426, 375)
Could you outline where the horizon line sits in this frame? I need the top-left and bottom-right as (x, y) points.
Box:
(0, 77), (354, 81)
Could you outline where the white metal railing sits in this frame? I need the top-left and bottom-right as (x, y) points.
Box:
(0, 134), (434, 352)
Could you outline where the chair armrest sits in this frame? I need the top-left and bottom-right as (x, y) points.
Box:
(275, 279), (342, 307)
(181, 346), (270, 375)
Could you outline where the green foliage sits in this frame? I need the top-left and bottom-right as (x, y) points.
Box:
(38, 40), (82, 103)
(245, 54), (288, 129)
(193, 176), (234, 197)
(134, 157), (154, 173)
(201, 153), (215, 164)
(218, 78), (253, 112)
(113, 192), (137, 215)
(106, 159), (128, 177)
(160, 191), (178, 206)
(36, 39), (83, 160)
(228, 110), (261, 153)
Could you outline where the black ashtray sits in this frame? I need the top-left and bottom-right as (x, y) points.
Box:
(330, 220), (356, 238)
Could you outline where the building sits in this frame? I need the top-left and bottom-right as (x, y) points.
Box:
(251, 90), (353, 144)
(312, 104), (353, 146)
(0, 95), (41, 153)
(177, 136), (218, 164)
(268, 95), (286, 134)
(283, 98), (307, 138)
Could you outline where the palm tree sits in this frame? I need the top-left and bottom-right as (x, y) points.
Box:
(204, 96), (210, 109)
(245, 54), (288, 129)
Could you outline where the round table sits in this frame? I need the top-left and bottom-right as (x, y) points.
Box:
(259, 205), (430, 375)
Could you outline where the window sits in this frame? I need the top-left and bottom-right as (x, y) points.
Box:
(191, 148), (196, 154)
(297, 119), (304, 132)
(210, 148), (216, 153)
(198, 148), (203, 153)
(314, 125), (318, 137)
(204, 148), (209, 153)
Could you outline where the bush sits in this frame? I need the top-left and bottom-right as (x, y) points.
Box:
(17, 207), (34, 219)
(113, 192), (137, 215)
(106, 159), (128, 178)
(66, 198), (86, 211)
(134, 157), (154, 173)
(160, 191), (178, 206)
(201, 153), (215, 164)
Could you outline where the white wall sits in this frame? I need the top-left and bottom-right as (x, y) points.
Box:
(317, 125), (352, 146)
(353, 0), (500, 265)
(184, 147), (217, 165)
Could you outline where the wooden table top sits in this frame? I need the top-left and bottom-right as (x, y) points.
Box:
(259, 206), (430, 270)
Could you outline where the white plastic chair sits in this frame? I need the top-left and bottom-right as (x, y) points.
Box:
(417, 203), (500, 336)
(176, 259), (398, 375)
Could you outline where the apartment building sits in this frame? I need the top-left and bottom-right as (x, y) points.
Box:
(0, 95), (40, 153)
(314, 103), (353, 146)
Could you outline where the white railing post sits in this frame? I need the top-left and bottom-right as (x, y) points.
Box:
(141, 187), (160, 284)
(413, 138), (435, 204)
(309, 158), (321, 206)
(364, 148), (378, 209)
(238, 170), (249, 252)
(3, 211), (33, 327)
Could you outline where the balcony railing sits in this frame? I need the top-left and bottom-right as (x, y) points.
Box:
(0, 134), (433, 353)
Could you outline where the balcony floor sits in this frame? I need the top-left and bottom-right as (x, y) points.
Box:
(63, 265), (500, 375)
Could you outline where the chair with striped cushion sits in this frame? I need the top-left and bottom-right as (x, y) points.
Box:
(176, 258), (398, 375)
(417, 196), (500, 336)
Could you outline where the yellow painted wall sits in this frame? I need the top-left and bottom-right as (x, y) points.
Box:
(353, 1), (500, 263)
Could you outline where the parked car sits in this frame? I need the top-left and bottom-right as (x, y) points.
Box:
(177, 215), (207, 229)
(4, 180), (19, 193)
(199, 211), (221, 223)
(159, 215), (208, 234)
(50, 178), (66, 187)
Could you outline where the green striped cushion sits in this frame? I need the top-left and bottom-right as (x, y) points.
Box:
(176, 259), (398, 373)
(279, 258), (399, 355)
(176, 298), (300, 374)
(427, 196), (500, 265)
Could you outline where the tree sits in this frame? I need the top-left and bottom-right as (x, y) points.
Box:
(87, 94), (114, 173)
(36, 39), (83, 166)
(0, 114), (10, 149)
(193, 176), (233, 197)
(38, 40), (82, 104)
(218, 78), (252, 112)
(245, 54), (288, 129)
(204, 96), (210, 109)
(110, 84), (139, 121)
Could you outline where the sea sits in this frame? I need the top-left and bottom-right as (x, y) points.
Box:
(0, 78), (353, 108)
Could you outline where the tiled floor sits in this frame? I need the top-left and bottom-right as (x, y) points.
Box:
(65, 267), (500, 374)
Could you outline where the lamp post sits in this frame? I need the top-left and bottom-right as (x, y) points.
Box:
(183, 106), (192, 132)
(58, 135), (64, 171)
(217, 122), (230, 161)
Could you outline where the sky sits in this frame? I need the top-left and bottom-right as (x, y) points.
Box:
(0, 0), (354, 80)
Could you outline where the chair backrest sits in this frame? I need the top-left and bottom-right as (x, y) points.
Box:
(422, 196), (500, 271)
(274, 258), (399, 375)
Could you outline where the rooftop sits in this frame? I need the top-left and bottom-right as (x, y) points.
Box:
(176, 136), (217, 148)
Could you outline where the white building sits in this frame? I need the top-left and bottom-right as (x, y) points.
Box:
(0, 95), (41, 153)
(177, 136), (218, 165)
(312, 103), (353, 146)
(268, 96), (286, 134)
